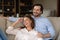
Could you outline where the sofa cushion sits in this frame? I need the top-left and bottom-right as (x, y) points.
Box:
(57, 32), (60, 40)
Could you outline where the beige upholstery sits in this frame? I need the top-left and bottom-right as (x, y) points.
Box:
(48, 17), (60, 32)
(0, 18), (7, 32)
(48, 17), (60, 40)
(57, 32), (60, 40)
(0, 17), (60, 40)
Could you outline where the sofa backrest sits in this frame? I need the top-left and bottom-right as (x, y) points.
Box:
(48, 17), (60, 33)
(47, 17), (60, 39)
(0, 17), (60, 40)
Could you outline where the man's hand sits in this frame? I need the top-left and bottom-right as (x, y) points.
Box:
(37, 32), (43, 38)
(37, 32), (51, 38)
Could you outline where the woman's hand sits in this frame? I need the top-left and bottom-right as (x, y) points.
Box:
(11, 17), (24, 27)
(17, 17), (23, 23)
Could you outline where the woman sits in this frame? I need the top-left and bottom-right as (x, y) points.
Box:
(6, 15), (43, 40)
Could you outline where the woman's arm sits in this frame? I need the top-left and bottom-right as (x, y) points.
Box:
(11, 18), (20, 27)
(6, 18), (23, 35)
(11, 18), (23, 27)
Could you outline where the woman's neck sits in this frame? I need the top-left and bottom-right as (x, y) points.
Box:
(26, 26), (33, 31)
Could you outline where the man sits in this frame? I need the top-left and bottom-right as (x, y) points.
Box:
(31, 4), (55, 40)
(7, 4), (55, 40)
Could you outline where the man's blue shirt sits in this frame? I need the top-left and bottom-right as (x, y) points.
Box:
(32, 16), (55, 40)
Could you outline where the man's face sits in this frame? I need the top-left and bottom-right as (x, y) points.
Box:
(33, 6), (42, 17)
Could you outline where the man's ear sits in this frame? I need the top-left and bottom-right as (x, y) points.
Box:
(40, 11), (43, 14)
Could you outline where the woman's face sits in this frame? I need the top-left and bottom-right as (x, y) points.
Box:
(24, 17), (32, 28)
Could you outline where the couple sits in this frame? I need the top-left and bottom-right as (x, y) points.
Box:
(6, 4), (55, 40)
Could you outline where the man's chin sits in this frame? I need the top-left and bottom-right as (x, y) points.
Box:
(34, 15), (40, 17)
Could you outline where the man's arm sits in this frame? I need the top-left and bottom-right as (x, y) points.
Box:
(7, 17), (18, 22)
(37, 32), (51, 38)
(0, 16), (18, 22)
(37, 19), (55, 38)
(45, 19), (55, 38)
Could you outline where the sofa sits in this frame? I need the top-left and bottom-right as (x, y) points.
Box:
(0, 17), (60, 40)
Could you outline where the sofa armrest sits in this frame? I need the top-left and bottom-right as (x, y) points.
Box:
(57, 32), (60, 40)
